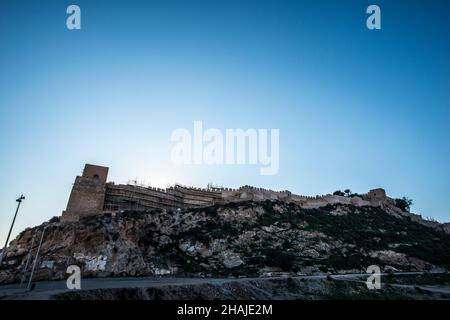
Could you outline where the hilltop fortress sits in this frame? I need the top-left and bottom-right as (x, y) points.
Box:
(61, 164), (397, 223)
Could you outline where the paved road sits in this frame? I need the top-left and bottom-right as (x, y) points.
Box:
(0, 272), (444, 300)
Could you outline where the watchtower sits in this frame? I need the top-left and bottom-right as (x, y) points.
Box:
(61, 164), (109, 222)
(367, 188), (386, 200)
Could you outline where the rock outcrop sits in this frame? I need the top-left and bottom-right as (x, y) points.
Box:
(1, 200), (449, 284)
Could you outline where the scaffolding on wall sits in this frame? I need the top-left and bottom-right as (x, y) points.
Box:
(103, 182), (223, 212)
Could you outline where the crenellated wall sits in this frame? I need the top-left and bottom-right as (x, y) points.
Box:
(61, 164), (391, 222)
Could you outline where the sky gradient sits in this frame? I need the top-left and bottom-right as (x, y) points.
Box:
(0, 0), (449, 246)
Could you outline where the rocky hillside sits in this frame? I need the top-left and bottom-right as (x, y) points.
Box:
(1, 200), (450, 284)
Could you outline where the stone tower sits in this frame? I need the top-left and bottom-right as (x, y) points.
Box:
(61, 164), (109, 222)
(368, 188), (386, 200)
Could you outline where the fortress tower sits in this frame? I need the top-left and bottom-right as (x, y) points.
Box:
(368, 188), (387, 200)
(61, 164), (109, 222)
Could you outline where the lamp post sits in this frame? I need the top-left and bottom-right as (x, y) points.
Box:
(0, 195), (25, 265)
(27, 226), (46, 291)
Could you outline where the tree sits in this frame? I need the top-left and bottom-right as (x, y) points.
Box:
(344, 189), (352, 196)
(333, 190), (345, 196)
(395, 197), (413, 212)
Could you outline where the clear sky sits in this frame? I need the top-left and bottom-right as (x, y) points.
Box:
(1, 0), (449, 246)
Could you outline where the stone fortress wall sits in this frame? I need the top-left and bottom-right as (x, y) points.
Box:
(61, 164), (395, 222)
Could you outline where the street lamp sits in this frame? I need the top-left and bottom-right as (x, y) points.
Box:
(0, 195), (25, 265)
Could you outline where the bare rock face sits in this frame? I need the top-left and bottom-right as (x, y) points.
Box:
(1, 200), (450, 284)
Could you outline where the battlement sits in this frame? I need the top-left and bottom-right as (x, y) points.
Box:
(61, 164), (391, 222)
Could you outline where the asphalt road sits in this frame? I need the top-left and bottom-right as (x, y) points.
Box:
(0, 272), (446, 300)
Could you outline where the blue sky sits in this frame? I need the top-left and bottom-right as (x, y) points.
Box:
(0, 0), (449, 246)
